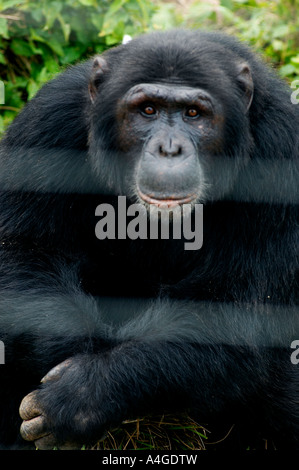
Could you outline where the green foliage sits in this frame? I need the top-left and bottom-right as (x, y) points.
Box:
(0, 0), (298, 134)
(183, 0), (299, 82)
(0, 0), (156, 131)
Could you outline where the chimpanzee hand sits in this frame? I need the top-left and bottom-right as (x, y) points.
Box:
(19, 357), (109, 450)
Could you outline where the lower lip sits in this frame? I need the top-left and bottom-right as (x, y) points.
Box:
(138, 189), (196, 208)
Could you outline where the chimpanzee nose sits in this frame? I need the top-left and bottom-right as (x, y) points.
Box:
(159, 137), (182, 157)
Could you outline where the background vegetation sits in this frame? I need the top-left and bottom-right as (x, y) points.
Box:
(0, 0), (298, 136)
(0, 0), (298, 449)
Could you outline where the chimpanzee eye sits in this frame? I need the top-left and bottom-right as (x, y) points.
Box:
(141, 104), (157, 116)
(185, 107), (200, 118)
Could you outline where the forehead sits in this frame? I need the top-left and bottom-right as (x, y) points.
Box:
(121, 83), (214, 105)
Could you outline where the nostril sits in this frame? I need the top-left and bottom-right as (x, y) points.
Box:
(159, 143), (183, 157)
(170, 144), (182, 157)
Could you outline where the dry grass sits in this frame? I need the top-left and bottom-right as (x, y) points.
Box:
(89, 414), (216, 451)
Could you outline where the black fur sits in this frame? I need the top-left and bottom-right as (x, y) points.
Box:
(0, 29), (298, 449)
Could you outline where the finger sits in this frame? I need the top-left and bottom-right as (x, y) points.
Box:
(19, 391), (41, 420)
(41, 358), (73, 383)
(34, 433), (58, 450)
(58, 441), (82, 450)
(20, 415), (49, 441)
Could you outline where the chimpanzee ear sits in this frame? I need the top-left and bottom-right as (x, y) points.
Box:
(236, 62), (254, 113)
(88, 56), (109, 104)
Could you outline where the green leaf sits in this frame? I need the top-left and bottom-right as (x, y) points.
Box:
(4, 82), (24, 108)
(279, 63), (296, 77)
(10, 39), (33, 57)
(37, 66), (52, 84)
(30, 8), (44, 23)
(91, 14), (104, 31)
(14, 76), (28, 88)
(60, 46), (86, 64)
(77, 0), (98, 5)
(29, 29), (47, 44)
(0, 116), (5, 136)
(221, 0), (233, 8)
(106, 0), (127, 17)
(30, 62), (43, 81)
(0, 18), (9, 39)
(0, 0), (24, 9)
(42, 2), (62, 30)
(272, 24), (289, 39)
(57, 14), (71, 42)
(43, 56), (60, 73)
(136, 0), (150, 24)
(150, 4), (179, 30)
(27, 79), (40, 100)
(46, 38), (64, 57)
(105, 34), (121, 46)
(272, 39), (284, 51)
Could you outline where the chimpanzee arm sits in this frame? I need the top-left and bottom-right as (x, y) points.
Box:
(18, 295), (298, 449)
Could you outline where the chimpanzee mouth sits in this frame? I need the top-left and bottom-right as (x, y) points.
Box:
(137, 188), (197, 208)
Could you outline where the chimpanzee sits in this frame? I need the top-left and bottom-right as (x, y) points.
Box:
(0, 29), (298, 449)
